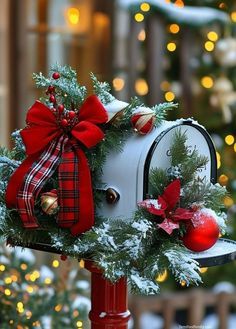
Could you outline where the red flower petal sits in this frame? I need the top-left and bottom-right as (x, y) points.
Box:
(162, 179), (181, 211)
(157, 218), (180, 235)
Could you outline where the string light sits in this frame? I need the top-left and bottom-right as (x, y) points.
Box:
(76, 320), (83, 328)
(160, 81), (170, 91)
(113, 77), (125, 91)
(20, 264), (27, 271)
(55, 304), (63, 312)
(165, 91), (175, 101)
(9, 320), (14, 324)
(204, 41), (215, 52)
(216, 152), (221, 169)
(140, 2), (150, 12)
(224, 196), (234, 207)
(134, 13), (144, 22)
(26, 286), (34, 293)
(218, 174), (229, 186)
(200, 267), (208, 273)
(79, 259), (85, 268)
(138, 29), (146, 41)
(180, 280), (186, 287)
(231, 12), (236, 22)
(219, 3), (226, 9)
(0, 264), (6, 271)
(201, 76), (214, 89)
(207, 31), (218, 42)
(174, 0), (184, 8)
(156, 270), (168, 282)
(234, 143), (236, 152)
(167, 42), (177, 52)
(66, 7), (80, 25)
(225, 135), (235, 145)
(44, 278), (52, 285)
(26, 311), (32, 319)
(4, 277), (13, 284)
(169, 24), (180, 34)
(11, 275), (18, 282)
(135, 78), (149, 96)
(73, 310), (80, 317)
(4, 288), (11, 296)
(52, 260), (60, 268)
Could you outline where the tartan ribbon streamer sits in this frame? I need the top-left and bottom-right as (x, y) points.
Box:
(17, 135), (67, 228)
(5, 95), (108, 236)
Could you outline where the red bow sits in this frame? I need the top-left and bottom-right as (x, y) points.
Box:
(6, 95), (108, 236)
(139, 179), (194, 234)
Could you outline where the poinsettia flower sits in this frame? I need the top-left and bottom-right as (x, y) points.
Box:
(138, 179), (194, 235)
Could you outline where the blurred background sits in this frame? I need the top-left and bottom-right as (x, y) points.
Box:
(0, 0), (236, 328)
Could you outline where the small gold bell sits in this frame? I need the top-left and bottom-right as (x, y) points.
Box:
(40, 190), (58, 215)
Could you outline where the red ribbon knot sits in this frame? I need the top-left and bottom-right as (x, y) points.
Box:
(5, 95), (108, 236)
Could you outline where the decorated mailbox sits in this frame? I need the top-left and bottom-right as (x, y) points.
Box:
(1, 64), (236, 302)
(100, 119), (217, 219)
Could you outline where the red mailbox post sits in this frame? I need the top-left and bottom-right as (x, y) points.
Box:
(85, 261), (131, 329)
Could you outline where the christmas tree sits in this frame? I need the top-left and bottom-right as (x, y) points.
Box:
(0, 243), (90, 329)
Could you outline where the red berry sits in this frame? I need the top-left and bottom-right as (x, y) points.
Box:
(68, 111), (76, 119)
(52, 72), (60, 79)
(47, 85), (55, 93)
(61, 119), (68, 127)
(49, 94), (56, 103)
(58, 104), (64, 114)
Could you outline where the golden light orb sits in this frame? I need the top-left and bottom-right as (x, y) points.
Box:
(113, 77), (125, 91)
(207, 31), (218, 42)
(169, 24), (180, 34)
(225, 135), (235, 145)
(205, 41), (215, 52)
(201, 76), (214, 89)
(167, 42), (177, 52)
(140, 2), (150, 12)
(165, 91), (175, 102)
(134, 13), (144, 22)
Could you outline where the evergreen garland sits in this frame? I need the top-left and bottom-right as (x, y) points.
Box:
(0, 65), (227, 295)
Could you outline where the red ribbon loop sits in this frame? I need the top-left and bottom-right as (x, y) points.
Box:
(6, 95), (108, 236)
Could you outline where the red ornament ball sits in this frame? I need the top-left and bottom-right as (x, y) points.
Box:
(182, 209), (220, 252)
(131, 109), (155, 135)
(52, 72), (60, 79)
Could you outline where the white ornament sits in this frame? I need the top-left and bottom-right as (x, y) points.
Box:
(210, 76), (236, 123)
(215, 38), (236, 67)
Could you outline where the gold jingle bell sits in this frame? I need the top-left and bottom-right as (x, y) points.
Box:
(40, 189), (58, 215)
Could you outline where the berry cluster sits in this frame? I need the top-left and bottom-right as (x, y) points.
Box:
(46, 72), (78, 129)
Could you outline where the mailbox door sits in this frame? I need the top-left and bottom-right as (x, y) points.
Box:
(141, 120), (217, 200)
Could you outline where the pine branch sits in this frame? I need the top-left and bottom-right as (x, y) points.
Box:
(90, 73), (115, 105)
(152, 102), (178, 126)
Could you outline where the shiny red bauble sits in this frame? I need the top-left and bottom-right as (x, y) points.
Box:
(182, 209), (220, 252)
(131, 110), (155, 135)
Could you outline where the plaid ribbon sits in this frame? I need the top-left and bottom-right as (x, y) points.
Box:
(6, 96), (108, 236)
(16, 135), (67, 228)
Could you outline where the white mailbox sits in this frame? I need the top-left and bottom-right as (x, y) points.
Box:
(99, 119), (217, 219)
